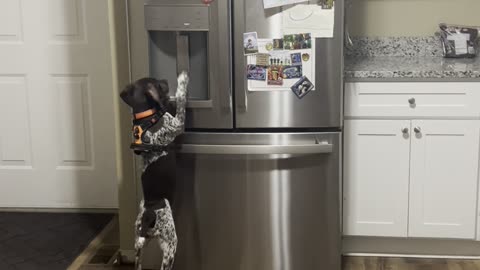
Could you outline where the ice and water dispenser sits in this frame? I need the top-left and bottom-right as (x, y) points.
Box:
(144, 0), (233, 129)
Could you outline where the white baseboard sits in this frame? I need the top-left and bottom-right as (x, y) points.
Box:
(343, 236), (480, 258)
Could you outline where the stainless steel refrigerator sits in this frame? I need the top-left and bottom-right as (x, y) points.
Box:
(143, 0), (343, 269)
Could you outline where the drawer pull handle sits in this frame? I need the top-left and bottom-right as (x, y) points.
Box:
(408, 98), (416, 105)
(414, 127), (422, 134)
(402, 127), (409, 134)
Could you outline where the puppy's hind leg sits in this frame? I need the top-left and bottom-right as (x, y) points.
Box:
(154, 200), (178, 270)
(135, 236), (150, 270)
(158, 237), (177, 270)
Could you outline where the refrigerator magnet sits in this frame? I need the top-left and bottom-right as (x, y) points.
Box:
(283, 33), (312, 50)
(246, 65), (267, 81)
(256, 53), (270, 66)
(267, 66), (284, 86)
(265, 42), (274, 51)
(273, 39), (284, 50)
(291, 53), (302, 66)
(244, 32), (259, 55)
(291, 76), (314, 99)
(283, 65), (303, 79)
(302, 53), (310, 62)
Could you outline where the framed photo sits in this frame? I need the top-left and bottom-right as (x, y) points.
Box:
(283, 65), (303, 79)
(283, 33), (312, 50)
(267, 66), (284, 85)
(246, 65), (267, 81)
(273, 39), (284, 50)
(291, 76), (314, 99)
(291, 53), (302, 65)
(244, 32), (259, 55)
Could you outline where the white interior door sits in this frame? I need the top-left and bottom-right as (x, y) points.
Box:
(343, 120), (411, 237)
(409, 120), (480, 239)
(0, 0), (118, 208)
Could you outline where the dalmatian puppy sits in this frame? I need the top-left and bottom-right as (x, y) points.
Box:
(120, 72), (189, 270)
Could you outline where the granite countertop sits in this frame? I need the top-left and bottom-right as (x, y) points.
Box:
(344, 37), (480, 81)
(345, 56), (480, 80)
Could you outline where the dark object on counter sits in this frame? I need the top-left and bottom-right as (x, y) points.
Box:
(439, 23), (479, 58)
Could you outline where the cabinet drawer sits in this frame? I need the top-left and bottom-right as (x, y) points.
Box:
(345, 83), (480, 118)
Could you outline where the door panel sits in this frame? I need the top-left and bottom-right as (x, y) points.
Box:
(234, 0), (343, 128)
(142, 132), (341, 270)
(0, 0), (117, 208)
(409, 120), (480, 239)
(343, 120), (411, 237)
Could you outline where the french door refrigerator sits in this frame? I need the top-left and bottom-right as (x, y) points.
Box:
(143, 0), (343, 269)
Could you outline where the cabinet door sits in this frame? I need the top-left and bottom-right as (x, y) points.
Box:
(409, 120), (480, 239)
(344, 120), (411, 237)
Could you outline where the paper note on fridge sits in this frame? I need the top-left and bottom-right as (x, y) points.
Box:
(282, 4), (335, 38)
(263, 0), (308, 9)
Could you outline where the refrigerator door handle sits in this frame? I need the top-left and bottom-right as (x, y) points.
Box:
(178, 143), (333, 155)
(233, 0), (247, 111)
(176, 33), (190, 74)
(175, 33), (214, 109)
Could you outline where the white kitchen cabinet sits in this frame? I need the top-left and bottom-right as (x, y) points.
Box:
(343, 120), (411, 237)
(344, 82), (480, 244)
(344, 119), (480, 239)
(409, 120), (480, 239)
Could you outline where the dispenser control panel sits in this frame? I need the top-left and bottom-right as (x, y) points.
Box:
(145, 6), (210, 31)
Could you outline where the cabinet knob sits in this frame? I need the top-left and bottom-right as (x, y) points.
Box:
(401, 127), (409, 134)
(414, 127), (422, 134)
(408, 98), (416, 105)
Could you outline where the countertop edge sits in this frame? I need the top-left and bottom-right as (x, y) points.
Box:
(344, 76), (480, 82)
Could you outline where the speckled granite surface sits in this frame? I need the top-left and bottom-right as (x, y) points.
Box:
(345, 57), (480, 80)
(345, 36), (443, 57)
(345, 37), (480, 81)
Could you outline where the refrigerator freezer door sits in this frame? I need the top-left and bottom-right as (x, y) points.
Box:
(234, 0), (344, 129)
(169, 132), (341, 270)
(145, 0), (233, 129)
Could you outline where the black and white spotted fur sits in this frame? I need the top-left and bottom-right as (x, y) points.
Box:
(141, 72), (189, 168)
(130, 72), (189, 270)
(135, 199), (178, 270)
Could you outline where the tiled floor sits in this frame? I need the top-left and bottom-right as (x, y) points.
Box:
(75, 218), (132, 270)
(0, 212), (112, 270)
(73, 220), (480, 270)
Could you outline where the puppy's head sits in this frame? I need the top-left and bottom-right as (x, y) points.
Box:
(120, 78), (170, 114)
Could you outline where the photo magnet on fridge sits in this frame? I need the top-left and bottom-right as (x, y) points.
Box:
(283, 65), (303, 79)
(291, 53), (302, 66)
(320, 0), (335, 9)
(283, 33), (312, 50)
(244, 32), (259, 55)
(291, 76), (314, 99)
(267, 66), (284, 86)
(256, 53), (270, 66)
(273, 39), (284, 50)
(246, 65), (267, 81)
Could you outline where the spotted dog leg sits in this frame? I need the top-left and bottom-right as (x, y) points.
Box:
(134, 199), (178, 270)
(134, 200), (148, 270)
(152, 199), (178, 270)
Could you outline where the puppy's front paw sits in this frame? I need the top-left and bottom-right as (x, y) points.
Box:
(135, 236), (146, 250)
(177, 71), (189, 86)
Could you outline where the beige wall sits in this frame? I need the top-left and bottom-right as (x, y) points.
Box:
(348, 0), (480, 37)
